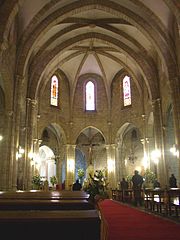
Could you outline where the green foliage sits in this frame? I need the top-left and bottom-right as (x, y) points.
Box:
(32, 174), (41, 186)
(50, 175), (57, 186)
(77, 168), (85, 178)
(83, 168), (109, 202)
(126, 174), (132, 182)
(143, 169), (156, 183)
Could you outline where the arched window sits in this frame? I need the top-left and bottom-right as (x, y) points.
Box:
(123, 75), (131, 106)
(50, 75), (58, 106)
(85, 81), (95, 111)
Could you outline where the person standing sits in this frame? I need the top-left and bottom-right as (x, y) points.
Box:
(72, 179), (82, 191)
(169, 174), (177, 188)
(120, 177), (128, 190)
(131, 170), (144, 206)
(120, 177), (129, 202)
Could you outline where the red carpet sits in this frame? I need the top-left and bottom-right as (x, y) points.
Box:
(98, 199), (180, 240)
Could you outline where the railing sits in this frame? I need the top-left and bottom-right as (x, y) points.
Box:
(112, 188), (180, 220)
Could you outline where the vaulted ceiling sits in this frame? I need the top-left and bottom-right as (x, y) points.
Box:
(1, 0), (180, 102)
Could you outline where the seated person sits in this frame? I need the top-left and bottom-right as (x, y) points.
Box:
(72, 179), (82, 191)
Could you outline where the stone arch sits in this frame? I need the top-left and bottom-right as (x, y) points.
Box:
(75, 126), (106, 173)
(39, 122), (67, 185)
(115, 122), (144, 181)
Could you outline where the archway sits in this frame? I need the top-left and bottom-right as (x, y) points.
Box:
(115, 123), (144, 182)
(37, 145), (56, 187)
(76, 127), (106, 182)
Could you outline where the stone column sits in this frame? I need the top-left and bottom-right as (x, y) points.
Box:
(11, 75), (25, 191)
(0, 110), (14, 190)
(141, 114), (151, 170)
(152, 98), (167, 186)
(25, 99), (38, 189)
(106, 144), (116, 189)
(65, 144), (76, 190)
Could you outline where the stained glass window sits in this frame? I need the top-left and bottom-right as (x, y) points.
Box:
(50, 75), (58, 106)
(85, 81), (95, 111)
(123, 75), (131, 106)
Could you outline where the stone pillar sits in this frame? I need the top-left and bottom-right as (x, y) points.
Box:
(106, 144), (116, 189)
(56, 145), (65, 187)
(11, 75), (25, 191)
(24, 99), (38, 189)
(0, 110), (14, 190)
(141, 114), (150, 170)
(65, 144), (75, 190)
(170, 76), (180, 184)
(152, 99), (167, 186)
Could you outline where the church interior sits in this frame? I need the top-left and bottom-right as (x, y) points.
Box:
(0, 1), (180, 239)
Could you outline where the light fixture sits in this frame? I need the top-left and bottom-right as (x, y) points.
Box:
(107, 158), (115, 173)
(0, 135), (3, 141)
(16, 146), (25, 159)
(170, 145), (179, 157)
(151, 149), (160, 164)
(128, 152), (137, 164)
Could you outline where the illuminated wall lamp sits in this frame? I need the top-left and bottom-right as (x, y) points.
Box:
(0, 135), (3, 141)
(107, 159), (115, 173)
(151, 149), (160, 164)
(170, 145), (179, 157)
(16, 146), (25, 160)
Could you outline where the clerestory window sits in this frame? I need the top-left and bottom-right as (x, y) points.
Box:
(123, 75), (131, 107)
(50, 75), (59, 107)
(85, 80), (95, 111)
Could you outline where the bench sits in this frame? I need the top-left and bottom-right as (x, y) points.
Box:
(0, 199), (94, 210)
(0, 190), (89, 200)
(0, 209), (100, 240)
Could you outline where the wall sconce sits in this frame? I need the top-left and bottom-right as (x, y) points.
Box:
(28, 152), (34, 161)
(0, 135), (3, 141)
(170, 145), (179, 157)
(16, 146), (25, 159)
(151, 149), (160, 164)
(107, 159), (115, 173)
(142, 153), (148, 169)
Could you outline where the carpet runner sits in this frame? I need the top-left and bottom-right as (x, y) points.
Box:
(98, 199), (180, 240)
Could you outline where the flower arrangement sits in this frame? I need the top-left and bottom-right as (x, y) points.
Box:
(50, 175), (57, 186)
(77, 168), (85, 179)
(142, 169), (156, 189)
(143, 169), (156, 183)
(32, 174), (42, 189)
(83, 168), (109, 203)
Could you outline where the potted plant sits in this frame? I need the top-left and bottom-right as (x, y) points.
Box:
(32, 174), (41, 190)
(77, 168), (85, 184)
(143, 169), (156, 189)
(50, 175), (57, 189)
(83, 168), (109, 205)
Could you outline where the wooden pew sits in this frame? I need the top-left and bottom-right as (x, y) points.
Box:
(0, 209), (100, 240)
(167, 188), (180, 218)
(0, 199), (94, 210)
(0, 190), (89, 200)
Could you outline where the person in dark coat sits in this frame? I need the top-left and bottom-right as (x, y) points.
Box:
(131, 170), (144, 206)
(169, 174), (177, 188)
(120, 177), (128, 190)
(72, 179), (82, 191)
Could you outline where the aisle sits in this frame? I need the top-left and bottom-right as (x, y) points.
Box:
(98, 199), (180, 240)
